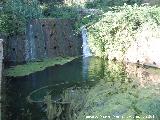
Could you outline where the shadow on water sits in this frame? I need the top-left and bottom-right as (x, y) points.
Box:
(2, 57), (160, 120)
(2, 57), (105, 120)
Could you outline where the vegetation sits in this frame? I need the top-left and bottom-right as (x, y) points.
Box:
(27, 59), (160, 120)
(42, 3), (80, 19)
(2, 0), (160, 120)
(60, 87), (89, 119)
(0, 0), (85, 35)
(75, 61), (160, 120)
(87, 5), (160, 57)
(43, 86), (89, 120)
(4, 57), (76, 77)
(0, 0), (43, 35)
(1, 0), (160, 36)
(85, 0), (142, 11)
(44, 95), (61, 120)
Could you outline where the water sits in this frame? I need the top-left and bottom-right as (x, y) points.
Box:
(25, 24), (36, 61)
(81, 26), (92, 57)
(76, 62), (160, 120)
(2, 57), (103, 120)
(2, 57), (160, 120)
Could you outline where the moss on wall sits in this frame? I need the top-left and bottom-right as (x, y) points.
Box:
(4, 57), (77, 77)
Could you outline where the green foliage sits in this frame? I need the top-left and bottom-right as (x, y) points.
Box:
(0, 0), (43, 35)
(44, 95), (56, 120)
(42, 3), (80, 19)
(85, 0), (142, 10)
(87, 4), (160, 57)
(43, 87), (89, 120)
(61, 87), (89, 119)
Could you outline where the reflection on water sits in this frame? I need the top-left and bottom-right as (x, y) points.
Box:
(82, 57), (90, 80)
(2, 57), (160, 120)
(2, 57), (104, 120)
(77, 61), (160, 120)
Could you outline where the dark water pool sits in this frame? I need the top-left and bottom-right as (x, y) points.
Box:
(2, 57), (160, 120)
(2, 57), (105, 120)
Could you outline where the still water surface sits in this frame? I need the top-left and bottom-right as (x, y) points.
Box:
(3, 57), (104, 120)
(2, 57), (160, 120)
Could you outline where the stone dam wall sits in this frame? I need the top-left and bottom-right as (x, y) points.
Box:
(0, 39), (3, 120)
(4, 19), (82, 62)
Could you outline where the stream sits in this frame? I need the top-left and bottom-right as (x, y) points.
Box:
(2, 57), (104, 120)
(2, 56), (160, 120)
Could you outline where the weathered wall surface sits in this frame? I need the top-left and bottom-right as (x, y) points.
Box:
(4, 19), (82, 62)
(4, 35), (26, 62)
(0, 39), (3, 120)
(0, 39), (3, 81)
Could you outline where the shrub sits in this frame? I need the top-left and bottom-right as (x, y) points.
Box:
(87, 4), (160, 57)
(85, 0), (142, 10)
(43, 3), (79, 19)
(0, 0), (43, 35)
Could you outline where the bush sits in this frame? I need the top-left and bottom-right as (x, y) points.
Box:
(43, 3), (79, 19)
(87, 4), (160, 57)
(0, 0), (43, 35)
(85, 0), (142, 10)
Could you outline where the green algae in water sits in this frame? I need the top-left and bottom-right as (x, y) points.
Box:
(136, 98), (160, 118)
(75, 61), (160, 120)
(42, 87), (89, 120)
(4, 57), (77, 77)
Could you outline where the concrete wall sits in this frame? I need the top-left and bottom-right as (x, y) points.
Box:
(0, 39), (3, 120)
(4, 18), (82, 62)
(4, 35), (26, 62)
(0, 39), (3, 81)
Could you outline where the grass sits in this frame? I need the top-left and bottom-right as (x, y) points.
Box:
(4, 57), (77, 77)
